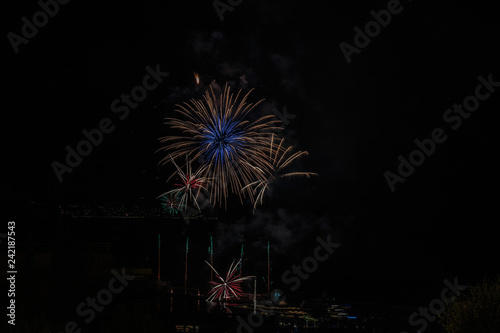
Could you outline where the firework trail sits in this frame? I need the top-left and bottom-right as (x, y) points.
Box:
(160, 192), (185, 215)
(205, 259), (254, 302)
(158, 84), (282, 207)
(243, 134), (318, 211)
(158, 155), (209, 212)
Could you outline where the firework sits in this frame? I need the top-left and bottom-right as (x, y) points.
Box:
(243, 134), (318, 211)
(160, 192), (185, 215)
(158, 155), (209, 212)
(205, 259), (254, 302)
(158, 84), (282, 207)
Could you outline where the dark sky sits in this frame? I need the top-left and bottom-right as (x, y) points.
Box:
(4, 0), (500, 305)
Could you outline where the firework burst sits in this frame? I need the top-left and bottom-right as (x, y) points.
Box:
(160, 192), (185, 215)
(205, 259), (254, 302)
(243, 134), (318, 211)
(158, 155), (209, 212)
(158, 84), (282, 207)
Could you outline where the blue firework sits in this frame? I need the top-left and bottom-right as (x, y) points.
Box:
(158, 84), (283, 207)
(200, 117), (245, 163)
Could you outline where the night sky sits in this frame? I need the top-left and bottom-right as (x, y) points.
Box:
(4, 0), (500, 309)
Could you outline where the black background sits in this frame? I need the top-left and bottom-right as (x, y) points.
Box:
(3, 0), (500, 325)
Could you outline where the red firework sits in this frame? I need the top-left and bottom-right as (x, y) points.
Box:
(174, 173), (205, 190)
(205, 259), (254, 302)
(158, 155), (210, 211)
